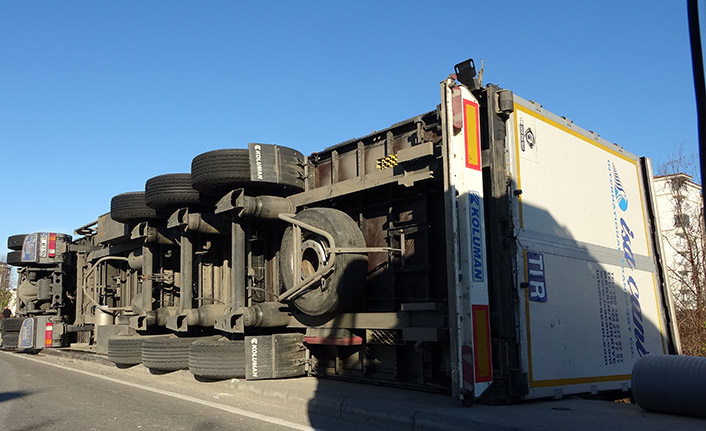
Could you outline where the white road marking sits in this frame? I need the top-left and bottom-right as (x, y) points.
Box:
(8, 352), (322, 431)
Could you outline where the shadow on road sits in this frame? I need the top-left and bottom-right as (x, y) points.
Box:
(0, 391), (31, 403)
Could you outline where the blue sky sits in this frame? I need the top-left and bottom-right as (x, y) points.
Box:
(0, 1), (700, 259)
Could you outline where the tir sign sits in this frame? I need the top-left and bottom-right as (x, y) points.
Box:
(527, 251), (547, 302)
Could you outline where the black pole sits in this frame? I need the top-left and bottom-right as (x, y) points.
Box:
(687, 0), (706, 219)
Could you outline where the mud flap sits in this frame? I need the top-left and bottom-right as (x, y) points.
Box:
(245, 333), (307, 380)
(248, 143), (305, 189)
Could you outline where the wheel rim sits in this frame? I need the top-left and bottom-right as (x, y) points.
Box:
(300, 239), (328, 279)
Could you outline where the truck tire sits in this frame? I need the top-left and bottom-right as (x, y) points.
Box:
(107, 336), (144, 366)
(1, 332), (19, 350)
(142, 335), (197, 371)
(6, 251), (24, 266)
(190, 146), (304, 197)
(1, 318), (24, 332)
(110, 192), (161, 223)
(191, 148), (249, 196)
(280, 208), (368, 316)
(145, 173), (206, 210)
(189, 337), (245, 379)
(7, 234), (27, 251)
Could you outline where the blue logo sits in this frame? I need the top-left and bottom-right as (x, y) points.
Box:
(612, 163), (629, 212)
(469, 192), (484, 282)
(608, 159), (649, 358)
(18, 318), (35, 349)
(22, 233), (38, 262)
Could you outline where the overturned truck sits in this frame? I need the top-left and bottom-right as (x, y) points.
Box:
(2, 59), (679, 403)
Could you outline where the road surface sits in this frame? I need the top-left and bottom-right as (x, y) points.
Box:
(2, 349), (704, 431)
(0, 350), (361, 431)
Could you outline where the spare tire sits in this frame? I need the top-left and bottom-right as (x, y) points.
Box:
(189, 337), (245, 379)
(1, 318), (24, 332)
(6, 251), (24, 266)
(191, 144), (305, 197)
(7, 234), (27, 251)
(280, 208), (368, 316)
(110, 192), (160, 223)
(1, 332), (19, 350)
(145, 173), (208, 210)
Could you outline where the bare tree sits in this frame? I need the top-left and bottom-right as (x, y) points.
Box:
(656, 148), (706, 356)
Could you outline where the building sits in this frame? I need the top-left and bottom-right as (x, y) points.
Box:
(653, 173), (704, 312)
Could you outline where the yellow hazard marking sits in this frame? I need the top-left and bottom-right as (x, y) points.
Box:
(376, 154), (399, 170)
(472, 305), (492, 382)
(464, 100), (481, 170)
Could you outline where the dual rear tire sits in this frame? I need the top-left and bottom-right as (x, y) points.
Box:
(142, 335), (200, 371)
(191, 146), (304, 197)
(107, 336), (144, 366)
(1, 318), (24, 350)
(189, 337), (245, 379)
(106, 335), (247, 379)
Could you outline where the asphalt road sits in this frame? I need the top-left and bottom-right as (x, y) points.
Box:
(0, 351), (349, 431)
(3, 349), (703, 431)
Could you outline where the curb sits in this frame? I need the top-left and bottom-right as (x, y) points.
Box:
(41, 347), (115, 366)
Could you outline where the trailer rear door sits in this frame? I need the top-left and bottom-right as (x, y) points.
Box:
(442, 79), (493, 401)
(507, 96), (677, 399)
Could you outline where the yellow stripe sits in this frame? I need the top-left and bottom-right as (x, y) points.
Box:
(524, 253), (634, 389)
(652, 273), (667, 354)
(514, 103), (651, 255)
(473, 307), (492, 380)
(531, 374), (632, 388)
(525, 255), (632, 389)
(465, 102), (480, 168)
(514, 104), (635, 164)
(513, 107), (524, 228)
(522, 250), (533, 383)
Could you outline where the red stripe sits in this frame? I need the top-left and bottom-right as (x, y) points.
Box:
(462, 345), (475, 390)
(304, 336), (363, 346)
